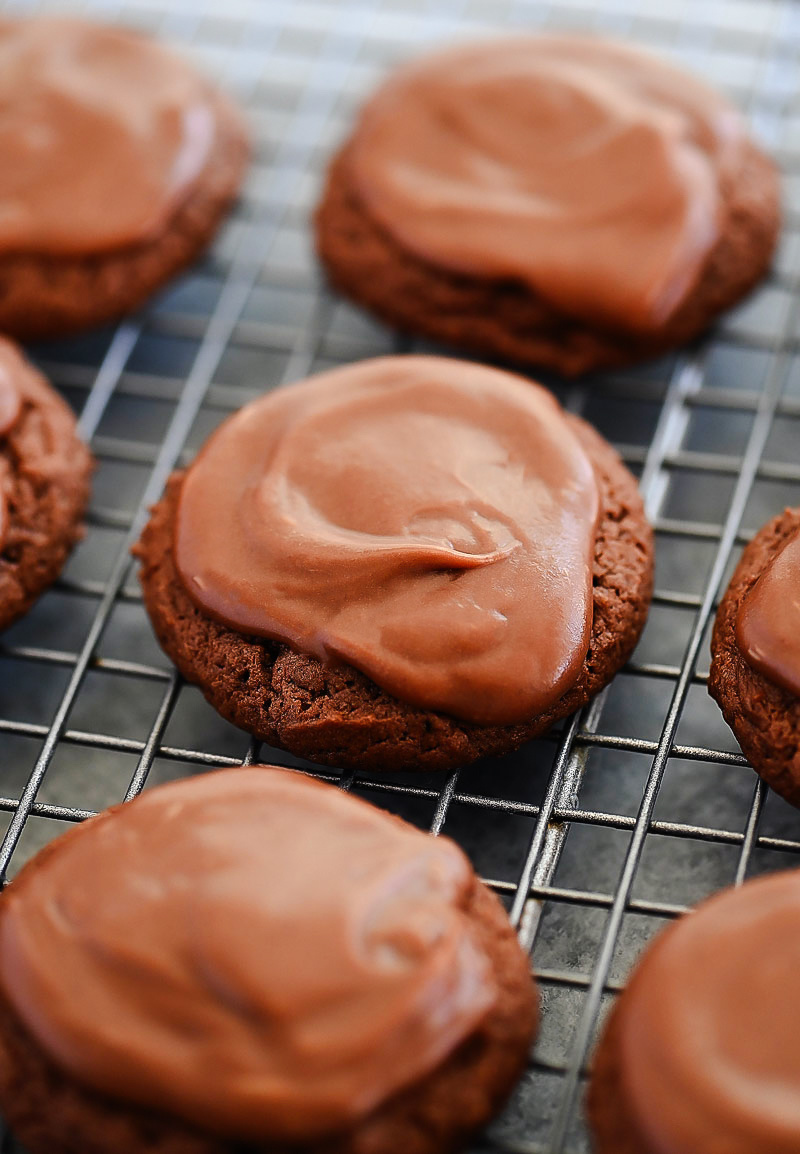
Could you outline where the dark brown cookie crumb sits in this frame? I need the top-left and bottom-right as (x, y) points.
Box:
(0, 340), (93, 632)
(0, 826), (537, 1154)
(134, 413), (653, 773)
(315, 140), (779, 377)
(709, 507), (800, 806)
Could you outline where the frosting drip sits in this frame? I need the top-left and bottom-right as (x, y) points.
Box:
(347, 37), (746, 335)
(0, 351), (22, 553)
(736, 529), (800, 697)
(0, 767), (495, 1140)
(174, 356), (600, 725)
(0, 17), (216, 255)
(617, 871), (800, 1154)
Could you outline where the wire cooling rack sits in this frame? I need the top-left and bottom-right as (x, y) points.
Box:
(0, 0), (799, 1150)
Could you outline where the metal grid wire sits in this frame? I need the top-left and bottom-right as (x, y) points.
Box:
(0, 0), (799, 1149)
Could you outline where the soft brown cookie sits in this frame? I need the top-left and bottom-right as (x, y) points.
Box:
(0, 767), (537, 1154)
(0, 338), (92, 632)
(315, 37), (779, 377)
(587, 1001), (649, 1154)
(135, 370), (653, 774)
(709, 508), (800, 806)
(588, 870), (800, 1154)
(0, 18), (248, 341)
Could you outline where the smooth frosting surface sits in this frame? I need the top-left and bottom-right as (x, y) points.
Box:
(0, 17), (216, 255)
(0, 348), (23, 552)
(174, 355), (600, 725)
(617, 871), (800, 1154)
(736, 529), (800, 697)
(0, 767), (496, 1140)
(347, 36), (746, 335)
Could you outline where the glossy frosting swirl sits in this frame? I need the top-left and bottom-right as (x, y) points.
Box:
(617, 871), (800, 1154)
(347, 36), (746, 335)
(174, 356), (600, 725)
(736, 528), (800, 697)
(0, 17), (217, 254)
(0, 767), (496, 1140)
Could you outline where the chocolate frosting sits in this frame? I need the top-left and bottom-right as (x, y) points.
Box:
(0, 17), (217, 255)
(736, 528), (800, 697)
(174, 355), (600, 725)
(0, 350), (22, 553)
(0, 767), (496, 1140)
(617, 871), (800, 1154)
(347, 36), (746, 335)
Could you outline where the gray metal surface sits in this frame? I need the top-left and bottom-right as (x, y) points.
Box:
(1, 0), (800, 1150)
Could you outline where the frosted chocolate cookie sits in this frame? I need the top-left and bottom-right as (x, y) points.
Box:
(0, 338), (92, 632)
(709, 507), (800, 806)
(315, 36), (779, 376)
(0, 766), (537, 1154)
(135, 355), (653, 772)
(0, 17), (248, 340)
(589, 870), (800, 1153)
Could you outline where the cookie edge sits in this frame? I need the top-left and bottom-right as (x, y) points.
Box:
(0, 85), (249, 342)
(708, 507), (800, 806)
(586, 998), (653, 1154)
(0, 339), (93, 631)
(134, 410), (654, 773)
(0, 785), (537, 1154)
(315, 136), (780, 377)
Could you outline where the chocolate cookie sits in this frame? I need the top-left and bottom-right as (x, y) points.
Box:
(709, 508), (800, 806)
(135, 356), (653, 773)
(587, 1003), (648, 1154)
(0, 338), (92, 632)
(0, 17), (248, 341)
(315, 36), (779, 377)
(0, 766), (537, 1154)
(588, 870), (800, 1154)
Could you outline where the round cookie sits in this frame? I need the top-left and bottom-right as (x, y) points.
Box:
(315, 36), (779, 377)
(0, 766), (537, 1154)
(0, 337), (92, 632)
(135, 356), (653, 773)
(588, 870), (800, 1154)
(709, 508), (800, 807)
(0, 17), (248, 341)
